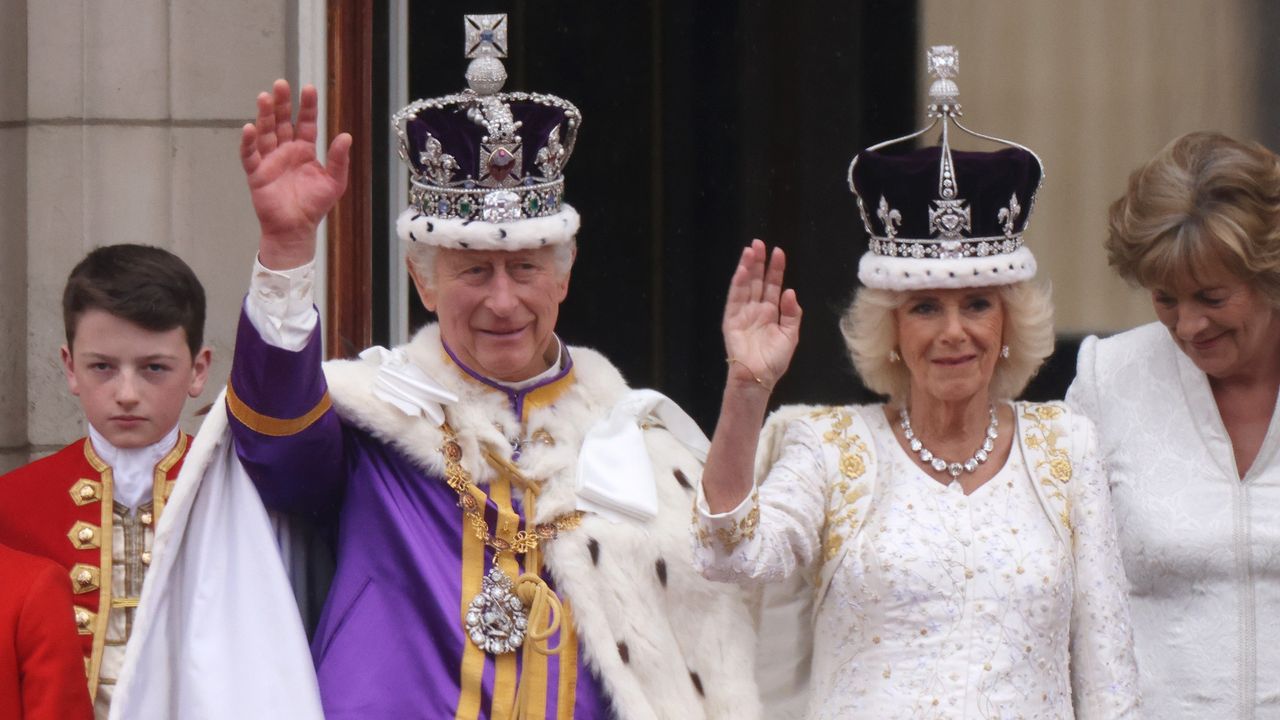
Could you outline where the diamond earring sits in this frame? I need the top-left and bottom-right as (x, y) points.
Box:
(1000, 344), (1010, 359)
(888, 349), (900, 363)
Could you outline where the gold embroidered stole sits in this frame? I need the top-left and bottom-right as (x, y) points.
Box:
(1015, 401), (1075, 554)
(809, 407), (877, 609)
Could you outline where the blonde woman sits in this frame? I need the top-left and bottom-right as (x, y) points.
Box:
(695, 47), (1139, 719)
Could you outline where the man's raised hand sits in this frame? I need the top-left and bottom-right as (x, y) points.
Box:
(240, 79), (352, 270)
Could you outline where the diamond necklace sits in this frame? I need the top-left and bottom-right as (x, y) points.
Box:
(899, 404), (998, 479)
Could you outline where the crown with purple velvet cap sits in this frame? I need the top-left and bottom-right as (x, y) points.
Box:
(393, 14), (581, 252)
(849, 46), (1045, 291)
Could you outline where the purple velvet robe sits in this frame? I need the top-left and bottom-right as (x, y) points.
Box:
(227, 309), (611, 719)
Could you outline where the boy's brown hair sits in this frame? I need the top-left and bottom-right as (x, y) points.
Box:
(62, 244), (207, 356)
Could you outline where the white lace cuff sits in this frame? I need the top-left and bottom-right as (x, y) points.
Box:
(246, 257), (319, 351)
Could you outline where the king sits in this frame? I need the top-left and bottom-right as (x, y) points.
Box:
(117, 14), (761, 720)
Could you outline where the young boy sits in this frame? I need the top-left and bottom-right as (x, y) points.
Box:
(0, 244), (211, 718)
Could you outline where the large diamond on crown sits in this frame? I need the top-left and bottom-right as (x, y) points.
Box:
(482, 190), (521, 223)
(928, 199), (971, 241)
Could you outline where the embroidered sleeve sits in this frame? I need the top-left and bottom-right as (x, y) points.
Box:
(693, 418), (828, 585)
(1068, 415), (1141, 718)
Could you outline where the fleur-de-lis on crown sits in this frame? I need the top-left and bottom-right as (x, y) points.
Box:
(997, 192), (1022, 239)
(419, 136), (459, 184)
(535, 125), (567, 179)
(877, 196), (902, 240)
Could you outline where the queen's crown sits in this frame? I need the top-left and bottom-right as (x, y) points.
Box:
(849, 46), (1043, 263)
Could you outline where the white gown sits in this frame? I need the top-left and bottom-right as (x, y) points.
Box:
(1067, 322), (1280, 719)
(695, 402), (1139, 719)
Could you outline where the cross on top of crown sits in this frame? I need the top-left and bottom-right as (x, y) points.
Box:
(927, 46), (958, 79)
(466, 14), (508, 59)
(926, 45), (961, 110)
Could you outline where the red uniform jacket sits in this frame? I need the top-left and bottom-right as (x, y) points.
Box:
(0, 543), (94, 719)
(0, 436), (189, 704)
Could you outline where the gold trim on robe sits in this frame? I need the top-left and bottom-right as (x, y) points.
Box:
(226, 382), (333, 437)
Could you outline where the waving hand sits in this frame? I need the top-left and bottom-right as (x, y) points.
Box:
(240, 79), (352, 269)
(722, 239), (803, 392)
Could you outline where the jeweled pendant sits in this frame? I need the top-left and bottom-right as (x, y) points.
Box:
(465, 566), (528, 655)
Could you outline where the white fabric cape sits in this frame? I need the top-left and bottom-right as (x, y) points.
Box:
(107, 391), (324, 720)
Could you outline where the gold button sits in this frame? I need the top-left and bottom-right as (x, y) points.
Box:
(141, 552), (152, 566)
(984, 662), (992, 671)
(67, 522), (101, 550)
(140, 511), (153, 526)
(70, 480), (103, 507)
(75, 609), (90, 628)
(69, 564), (99, 593)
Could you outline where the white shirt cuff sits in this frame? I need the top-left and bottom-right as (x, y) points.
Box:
(246, 256), (319, 351)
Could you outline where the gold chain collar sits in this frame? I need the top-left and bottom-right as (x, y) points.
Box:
(439, 423), (584, 556)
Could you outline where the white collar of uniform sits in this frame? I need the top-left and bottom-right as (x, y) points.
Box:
(87, 424), (180, 510)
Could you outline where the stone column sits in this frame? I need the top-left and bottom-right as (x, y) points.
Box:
(22, 0), (293, 459)
(0, 0), (28, 472)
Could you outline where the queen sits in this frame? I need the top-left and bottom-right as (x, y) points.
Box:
(694, 47), (1140, 719)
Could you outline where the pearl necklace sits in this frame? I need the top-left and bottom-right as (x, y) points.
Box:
(899, 404), (998, 479)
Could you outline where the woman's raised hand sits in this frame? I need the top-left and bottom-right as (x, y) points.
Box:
(240, 79), (352, 270)
(722, 239), (803, 393)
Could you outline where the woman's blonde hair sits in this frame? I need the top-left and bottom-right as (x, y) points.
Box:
(1106, 131), (1280, 306)
(841, 281), (1055, 403)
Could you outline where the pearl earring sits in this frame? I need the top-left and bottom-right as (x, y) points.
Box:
(1000, 345), (1010, 359)
(888, 349), (900, 363)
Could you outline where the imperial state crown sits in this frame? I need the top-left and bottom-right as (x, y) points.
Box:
(394, 14), (582, 251)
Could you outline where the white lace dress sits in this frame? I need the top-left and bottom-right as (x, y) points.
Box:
(695, 402), (1139, 720)
(1068, 322), (1280, 719)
